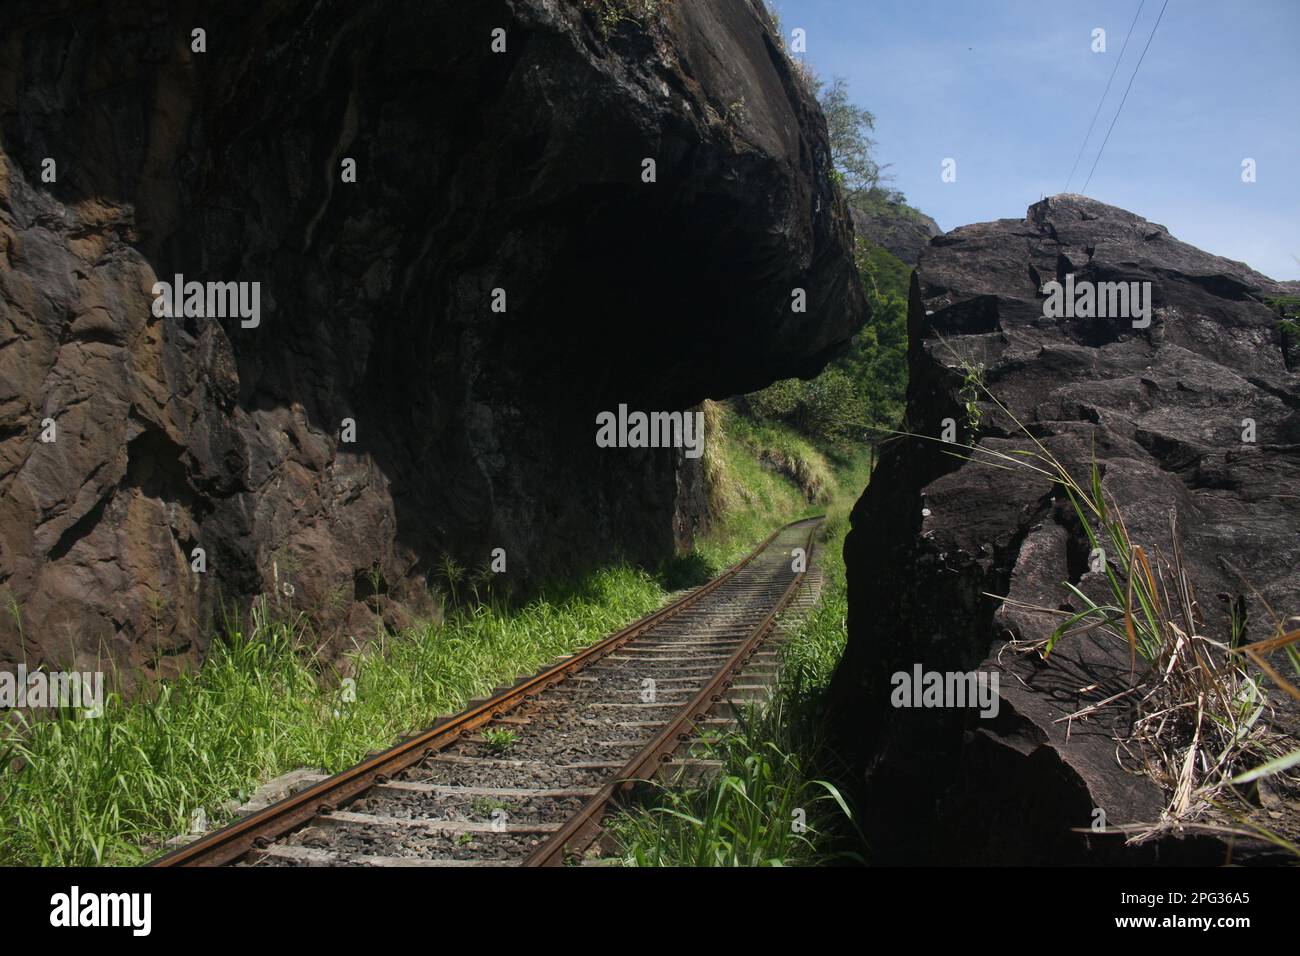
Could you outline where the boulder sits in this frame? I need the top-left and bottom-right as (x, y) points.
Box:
(833, 194), (1299, 864)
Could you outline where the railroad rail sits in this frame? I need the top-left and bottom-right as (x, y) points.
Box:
(152, 516), (821, 867)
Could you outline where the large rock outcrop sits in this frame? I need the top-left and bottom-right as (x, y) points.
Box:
(833, 194), (1299, 864)
(850, 196), (941, 264)
(0, 0), (865, 679)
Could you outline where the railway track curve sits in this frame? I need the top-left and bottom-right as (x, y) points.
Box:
(153, 516), (822, 868)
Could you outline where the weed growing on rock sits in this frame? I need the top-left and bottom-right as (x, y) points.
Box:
(932, 346), (1300, 850)
(480, 727), (519, 755)
(958, 362), (985, 435)
(581, 0), (673, 36)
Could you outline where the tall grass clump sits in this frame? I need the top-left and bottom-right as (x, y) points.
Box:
(606, 518), (863, 866)
(0, 565), (666, 866)
(606, 698), (854, 866)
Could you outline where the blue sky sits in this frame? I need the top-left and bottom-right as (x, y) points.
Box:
(770, 0), (1300, 280)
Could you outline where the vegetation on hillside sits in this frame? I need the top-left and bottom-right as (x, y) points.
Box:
(580, 0), (674, 34)
(1267, 296), (1300, 370)
(744, 234), (910, 443)
(815, 74), (930, 225)
(732, 232), (909, 470)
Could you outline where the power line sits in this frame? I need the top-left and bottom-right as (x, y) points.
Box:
(1064, 0), (1147, 194)
(1081, 0), (1172, 196)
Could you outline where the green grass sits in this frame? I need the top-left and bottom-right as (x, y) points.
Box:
(726, 414), (836, 503)
(855, 236), (913, 301)
(1266, 298), (1299, 363)
(0, 566), (668, 866)
(580, 0), (673, 33)
(691, 400), (869, 573)
(480, 727), (518, 755)
(605, 513), (864, 866)
(853, 186), (932, 229)
(604, 699), (854, 866)
(1265, 295), (1300, 316)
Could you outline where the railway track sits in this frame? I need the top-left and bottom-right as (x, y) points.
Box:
(153, 516), (822, 868)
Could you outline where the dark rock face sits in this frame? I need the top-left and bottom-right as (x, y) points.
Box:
(850, 199), (941, 264)
(0, 0), (864, 678)
(833, 194), (1299, 864)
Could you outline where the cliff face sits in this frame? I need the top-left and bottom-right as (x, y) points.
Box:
(0, 0), (865, 678)
(850, 197), (941, 265)
(833, 194), (1299, 864)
